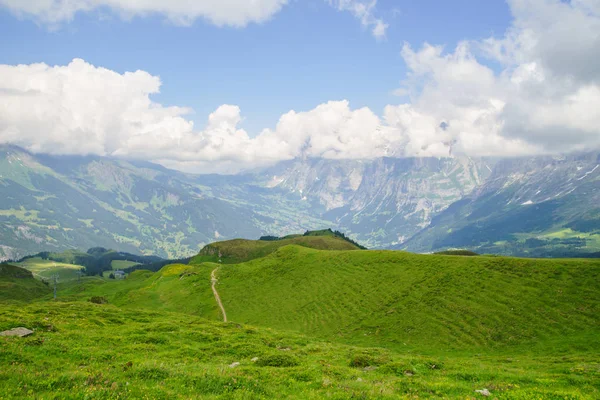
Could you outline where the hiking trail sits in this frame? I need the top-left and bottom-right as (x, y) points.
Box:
(211, 268), (227, 322)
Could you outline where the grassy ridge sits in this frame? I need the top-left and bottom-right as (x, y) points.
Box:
(1, 301), (599, 399)
(190, 235), (361, 264)
(10, 257), (83, 282)
(217, 246), (600, 351)
(57, 264), (221, 320)
(3, 243), (600, 398)
(0, 264), (50, 302)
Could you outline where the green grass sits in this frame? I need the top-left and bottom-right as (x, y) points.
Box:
(11, 257), (83, 282)
(110, 260), (139, 270)
(1, 301), (598, 399)
(190, 235), (361, 264)
(56, 264), (221, 321)
(0, 264), (50, 302)
(215, 246), (600, 352)
(2, 243), (600, 398)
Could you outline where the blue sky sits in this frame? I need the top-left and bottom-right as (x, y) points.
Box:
(0, 0), (597, 173)
(0, 0), (512, 135)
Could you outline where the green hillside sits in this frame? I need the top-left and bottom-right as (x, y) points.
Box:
(190, 233), (362, 264)
(15, 247), (164, 276)
(57, 244), (600, 353)
(215, 246), (600, 351)
(58, 264), (220, 319)
(0, 264), (50, 302)
(3, 301), (598, 399)
(11, 257), (83, 282)
(2, 244), (600, 398)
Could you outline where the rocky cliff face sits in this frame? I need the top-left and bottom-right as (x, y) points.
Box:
(403, 152), (600, 256)
(2, 143), (597, 259)
(255, 156), (491, 248)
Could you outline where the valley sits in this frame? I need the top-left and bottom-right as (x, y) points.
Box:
(2, 145), (599, 261)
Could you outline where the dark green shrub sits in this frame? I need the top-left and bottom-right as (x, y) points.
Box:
(256, 354), (299, 367)
(349, 355), (376, 368)
(89, 296), (108, 304)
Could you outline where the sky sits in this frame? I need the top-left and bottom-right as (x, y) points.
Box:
(0, 0), (599, 173)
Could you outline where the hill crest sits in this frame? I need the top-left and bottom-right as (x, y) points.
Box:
(192, 230), (363, 265)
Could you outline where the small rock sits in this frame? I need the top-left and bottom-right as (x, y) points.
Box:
(229, 362), (240, 368)
(404, 370), (414, 377)
(475, 389), (491, 397)
(363, 366), (378, 372)
(0, 327), (34, 337)
(356, 377), (363, 382)
(251, 357), (259, 362)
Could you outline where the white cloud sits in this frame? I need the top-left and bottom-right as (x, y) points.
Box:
(0, 59), (395, 173)
(387, 0), (600, 157)
(0, 0), (389, 36)
(327, 0), (388, 39)
(0, 0), (288, 27)
(1, 0), (599, 174)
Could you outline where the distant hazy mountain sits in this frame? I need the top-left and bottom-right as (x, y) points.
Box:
(1, 144), (599, 260)
(0, 146), (277, 260)
(403, 152), (600, 256)
(255, 157), (490, 248)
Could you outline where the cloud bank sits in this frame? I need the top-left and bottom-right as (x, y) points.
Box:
(0, 0), (387, 37)
(0, 0), (289, 27)
(0, 0), (599, 173)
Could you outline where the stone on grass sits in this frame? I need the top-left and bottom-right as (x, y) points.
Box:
(251, 357), (259, 362)
(229, 362), (240, 368)
(475, 388), (491, 397)
(0, 327), (34, 337)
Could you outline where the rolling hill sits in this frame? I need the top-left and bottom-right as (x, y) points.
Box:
(13, 247), (164, 276)
(0, 263), (50, 302)
(2, 238), (600, 398)
(214, 246), (600, 351)
(11, 257), (84, 282)
(191, 229), (363, 264)
(55, 241), (600, 353)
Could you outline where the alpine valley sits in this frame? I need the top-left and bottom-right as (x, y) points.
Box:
(1, 144), (599, 260)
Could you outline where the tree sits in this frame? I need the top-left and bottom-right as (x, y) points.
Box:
(109, 273), (115, 279)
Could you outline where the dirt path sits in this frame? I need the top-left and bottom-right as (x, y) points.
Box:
(211, 268), (227, 322)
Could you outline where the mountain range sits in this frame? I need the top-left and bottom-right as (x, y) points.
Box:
(1, 144), (599, 260)
(403, 152), (600, 257)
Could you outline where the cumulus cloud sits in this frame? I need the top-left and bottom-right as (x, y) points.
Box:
(0, 0), (389, 35)
(327, 0), (388, 39)
(1, 0), (599, 173)
(387, 0), (600, 157)
(0, 59), (394, 173)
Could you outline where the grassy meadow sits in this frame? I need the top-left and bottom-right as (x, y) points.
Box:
(110, 260), (140, 270)
(1, 238), (599, 398)
(215, 246), (600, 351)
(1, 301), (598, 399)
(10, 257), (83, 282)
(190, 235), (361, 264)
